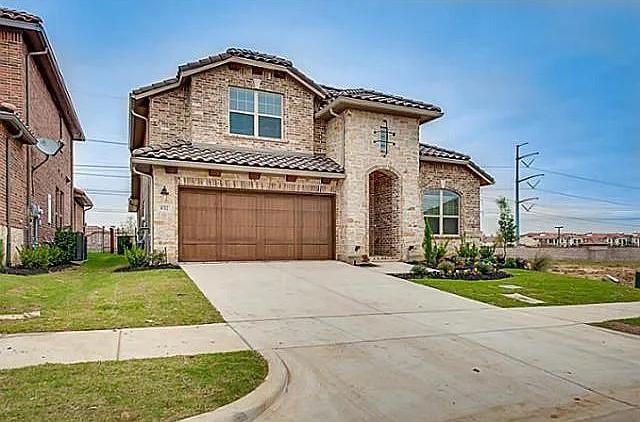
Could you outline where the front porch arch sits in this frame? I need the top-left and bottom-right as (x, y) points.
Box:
(368, 169), (401, 258)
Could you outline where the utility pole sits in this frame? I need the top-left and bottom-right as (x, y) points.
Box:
(555, 225), (564, 247)
(515, 142), (543, 242)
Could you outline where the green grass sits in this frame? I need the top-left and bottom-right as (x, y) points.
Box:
(412, 269), (640, 307)
(0, 253), (223, 333)
(0, 351), (267, 422)
(592, 317), (640, 335)
(554, 259), (640, 268)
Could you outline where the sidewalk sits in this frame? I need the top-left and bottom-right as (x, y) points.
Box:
(0, 323), (249, 370)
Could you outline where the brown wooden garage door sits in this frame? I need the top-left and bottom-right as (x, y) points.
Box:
(178, 188), (335, 261)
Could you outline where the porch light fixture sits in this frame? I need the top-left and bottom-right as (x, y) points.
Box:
(373, 119), (396, 157)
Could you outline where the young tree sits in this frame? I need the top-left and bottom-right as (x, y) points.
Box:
(423, 218), (434, 266)
(496, 196), (516, 256)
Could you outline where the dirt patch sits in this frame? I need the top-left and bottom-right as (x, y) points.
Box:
(592, 321), (640, 336)
(551, 263), (637, 287)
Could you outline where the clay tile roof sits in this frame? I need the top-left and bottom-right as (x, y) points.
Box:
(0, 6), (42, 23)
(419, 143), (494, 185)
(321, 85), (442, 113)
(132, 140), (344, 174)
(419, 143), (470, 160)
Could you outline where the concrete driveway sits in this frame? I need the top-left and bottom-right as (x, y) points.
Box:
(182, 261), (640, 421)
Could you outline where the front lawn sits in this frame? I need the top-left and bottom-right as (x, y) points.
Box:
(0, 351), (267, 422)
(413, 269), (640, 307)
(0, 253), (222, 333)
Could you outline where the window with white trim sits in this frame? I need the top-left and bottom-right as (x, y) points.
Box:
(423, 189), (460, 235)
(229, 87), (282, 139)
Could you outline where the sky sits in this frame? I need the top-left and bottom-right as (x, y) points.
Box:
(5, 0), (639, 234)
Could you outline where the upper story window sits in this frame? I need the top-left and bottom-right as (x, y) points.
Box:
(423, 189), (460, 235)
(229, 87), (282, 139)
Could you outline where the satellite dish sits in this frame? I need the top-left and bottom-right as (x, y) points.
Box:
(36, 138), (63, 156)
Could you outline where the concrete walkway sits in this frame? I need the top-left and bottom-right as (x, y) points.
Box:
(182, 261), (640, 422)
(0, 323), (248, 369)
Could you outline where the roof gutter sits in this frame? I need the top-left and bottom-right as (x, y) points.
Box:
(0, 17), (84, 140)
(0, 111), (37, 144)
(316, 97), (443, 124)
(131, 157), (346, 179)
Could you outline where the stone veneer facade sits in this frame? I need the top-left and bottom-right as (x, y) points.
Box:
(137, 61), (487, 263)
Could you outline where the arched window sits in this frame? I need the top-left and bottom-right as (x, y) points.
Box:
(423, 189), (460, 235)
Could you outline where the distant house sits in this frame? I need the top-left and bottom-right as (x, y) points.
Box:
(0, 7), (89, 265)
(520, 231), (638, 248)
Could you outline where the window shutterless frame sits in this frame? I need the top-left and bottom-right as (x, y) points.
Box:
(229, 87), (283, 140)
(423, 189), (460, 235)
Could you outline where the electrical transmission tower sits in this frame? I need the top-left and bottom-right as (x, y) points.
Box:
(515, 142), (543, 241)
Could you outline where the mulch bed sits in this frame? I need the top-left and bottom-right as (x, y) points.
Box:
(113, 264), (181, 273)
(593, 321), (640, 336)
(1, 264), (73, 276)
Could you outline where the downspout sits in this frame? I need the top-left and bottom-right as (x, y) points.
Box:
(24, 47), (49, 246)
(5, 130), (23, 266)
(131, 109), (149, 145)
(131, 165), (153, 253)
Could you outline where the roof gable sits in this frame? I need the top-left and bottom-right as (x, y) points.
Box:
(419, 143), (494, 186)
(131, 48), (326, 99)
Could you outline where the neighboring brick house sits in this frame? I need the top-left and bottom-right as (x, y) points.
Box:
(129, 48), (493, 263)
(0, 7), (88, 265)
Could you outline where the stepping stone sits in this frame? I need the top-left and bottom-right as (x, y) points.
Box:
(0, 310), (41, 320)
(499, 284), (523, 290)
(502, 293), (545, 305)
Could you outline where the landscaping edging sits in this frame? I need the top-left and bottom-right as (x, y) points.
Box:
(181, 350), (288, 422)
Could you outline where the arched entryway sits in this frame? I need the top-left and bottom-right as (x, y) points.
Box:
(368, 169), (401, 258)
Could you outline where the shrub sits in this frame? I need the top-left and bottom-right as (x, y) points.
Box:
(46, 245), (66, 267)
(437, 260), (455, 275)
(503, 257), (517, 268)
(423, 218), (435, 266)
(53, 228), (77, 263)
(0, 239), (4, 268)
(150, 249), (167, 266)
(479, 245), (495, 261)
(125, 246), (150, 269)
(433, 240), (449, 266)
(19, 246), (51, 270)
(456, 236), (479, 266)
(530, 254), (552, 272)
(476, 260), (494, 275)
(411, 264), (429, 278)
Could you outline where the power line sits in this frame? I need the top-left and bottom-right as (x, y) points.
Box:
(530, 166), (640, 191)
(76, 172), (129, 178)
(534, 188), (632, 207)
(75, 164), (129, 169)
(84, 138), (128, 146)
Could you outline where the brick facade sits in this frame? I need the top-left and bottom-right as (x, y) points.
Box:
(134, 54), (488, 263)
(148, 64), (320, 154)
(419, 161), (482, 243)
(0, 24), (78, 263)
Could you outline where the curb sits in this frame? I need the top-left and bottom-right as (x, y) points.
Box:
(182, 350), (288, 422)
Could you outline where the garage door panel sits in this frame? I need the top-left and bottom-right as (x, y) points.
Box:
(179, 189), (334, 261)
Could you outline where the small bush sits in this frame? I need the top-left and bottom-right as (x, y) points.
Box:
(411, 264), (429, 278)
(504, 257), (517, 268)
(530, 254), (552, 272)
(433, 241), (449, 265)
(0, 239), (4, 268)
(125, 246), (150, 269)
(456, 237), (479, 264)
(19, 246), (51, 270)
(437, 260), (455, 275)
(479, 245), (495, 261)
(53, 228), (77, 263)
(476, 260), (494, 275)
(150, 249), (167, 266)
(46, 245), (66, 267)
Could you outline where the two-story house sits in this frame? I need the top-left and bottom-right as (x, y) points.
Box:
(128, 48), (493, 263)
(0, 7), (88, 265)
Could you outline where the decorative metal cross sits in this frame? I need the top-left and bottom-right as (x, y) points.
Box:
(373, 120), (396, 157)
